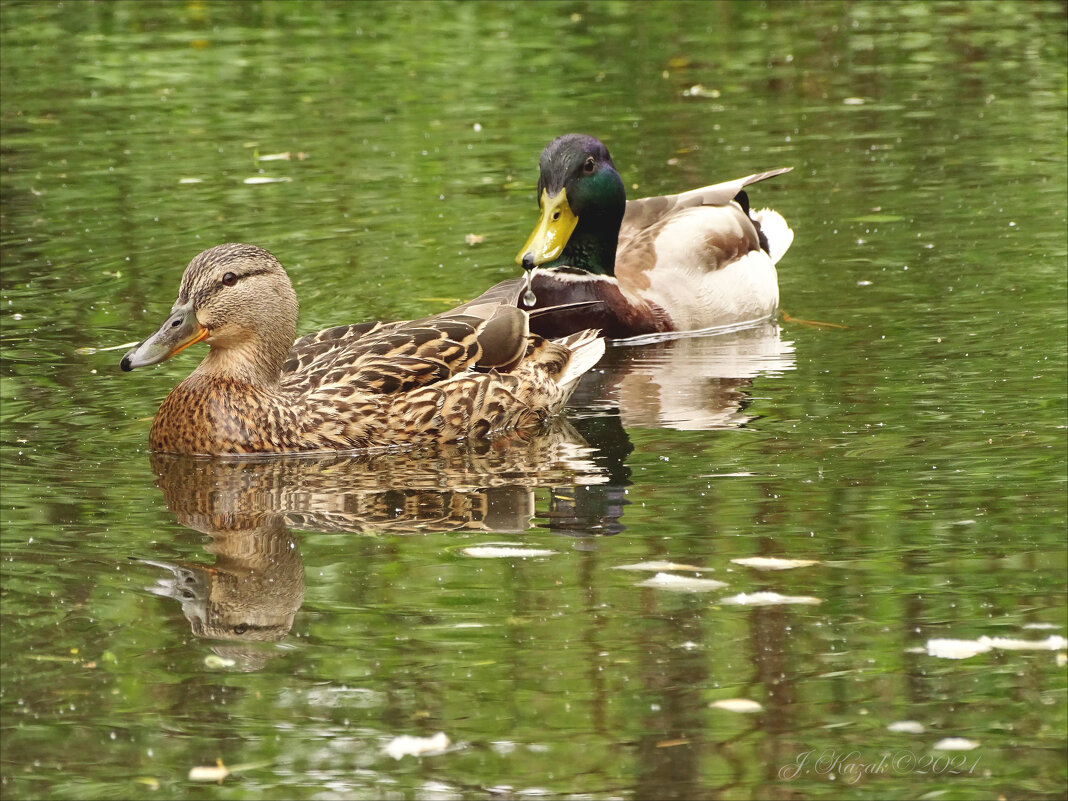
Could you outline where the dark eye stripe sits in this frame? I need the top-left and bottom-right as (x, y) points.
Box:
(218, 267), (272, 288)
(190, 268), (276, 309)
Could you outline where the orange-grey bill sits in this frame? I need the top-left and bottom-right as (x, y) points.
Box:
(120, 300), (208, 371)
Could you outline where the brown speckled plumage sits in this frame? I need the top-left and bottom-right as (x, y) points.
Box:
(123, 244), (604, 456)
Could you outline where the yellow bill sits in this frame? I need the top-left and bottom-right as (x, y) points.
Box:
(516, 188), (579, 268)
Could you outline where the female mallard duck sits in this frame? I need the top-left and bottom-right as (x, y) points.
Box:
(512, 133), (793, 338)
(120, 244), (604, 456)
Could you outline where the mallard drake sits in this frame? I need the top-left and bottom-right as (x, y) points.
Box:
(120, 243), (604, 456)
(511, 133), (793, 338)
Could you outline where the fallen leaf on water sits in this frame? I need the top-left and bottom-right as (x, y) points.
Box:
(204, 655), (236, 669)
(636, 573), (727, 592)
(710, 699), (763, 713)
(781, 311), (849, 329)
(849, 213), (905, 223)
(655, 738), (690, 748)
(720, 592), (822, 607)
(730, 557), (819, 571)
(464, 233), (485, 245)
(135, 777), (160, 790)
(383, 732), (450, 760)
(188, 759), (269, 782)
(76, 341), (140, 355)
(189, 759), (229, 782)
(614, 561), (704, 572)
(26, 654), (81, 664)
(243, 176), (292, 185)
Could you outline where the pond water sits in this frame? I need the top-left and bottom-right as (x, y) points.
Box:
(1, 1), (1065, 799)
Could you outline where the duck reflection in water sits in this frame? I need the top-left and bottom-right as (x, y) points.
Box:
(570, 321), (796, 431)
(136, 419), (627, 663)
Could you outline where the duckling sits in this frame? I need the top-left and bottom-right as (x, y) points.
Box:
(121, 244), (604, 455)
(513, 133), (793, 338)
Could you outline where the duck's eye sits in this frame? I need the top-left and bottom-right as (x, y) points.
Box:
(583, 156), (596, 174)
(221, 272), (238, 287)
(233, 624), (248, 635)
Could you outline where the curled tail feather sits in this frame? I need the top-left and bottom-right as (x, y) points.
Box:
(751, 208), (794, 265)
(555, 329), (605, 390)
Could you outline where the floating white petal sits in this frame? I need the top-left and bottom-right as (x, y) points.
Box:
(636, 573), (727, 592)
(925, 635), (1068, 659)
(615, 561), (704, 572)
(985, 635), (1068, 651)
(925, 639), (992, 659)
(932, 737), (979, 751)
(720, 592), (822, 606)
(384, 732), (450, 760)
(710, 699), (763, 713)
(461, 546), (556, 559)
(730, 557), (819, 570)
(887, 720), (926, 734)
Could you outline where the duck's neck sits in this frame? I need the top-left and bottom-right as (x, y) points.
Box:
(191, 334), (291, 389)
(547, 225), (619, 276)
(547, 171), (626, 276)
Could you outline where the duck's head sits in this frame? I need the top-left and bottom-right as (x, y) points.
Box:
(516, 134), (626, 276)
(121, 244), (299, 384)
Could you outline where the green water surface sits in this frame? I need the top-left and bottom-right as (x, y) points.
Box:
(1, 2), (1066, 799)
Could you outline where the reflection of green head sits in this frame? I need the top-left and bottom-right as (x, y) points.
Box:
(516, 134), (626, 276)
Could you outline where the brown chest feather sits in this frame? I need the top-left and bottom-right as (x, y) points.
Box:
(526, 273), (671, 339)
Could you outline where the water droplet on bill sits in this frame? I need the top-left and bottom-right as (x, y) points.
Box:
(522, 270), (537, 307)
